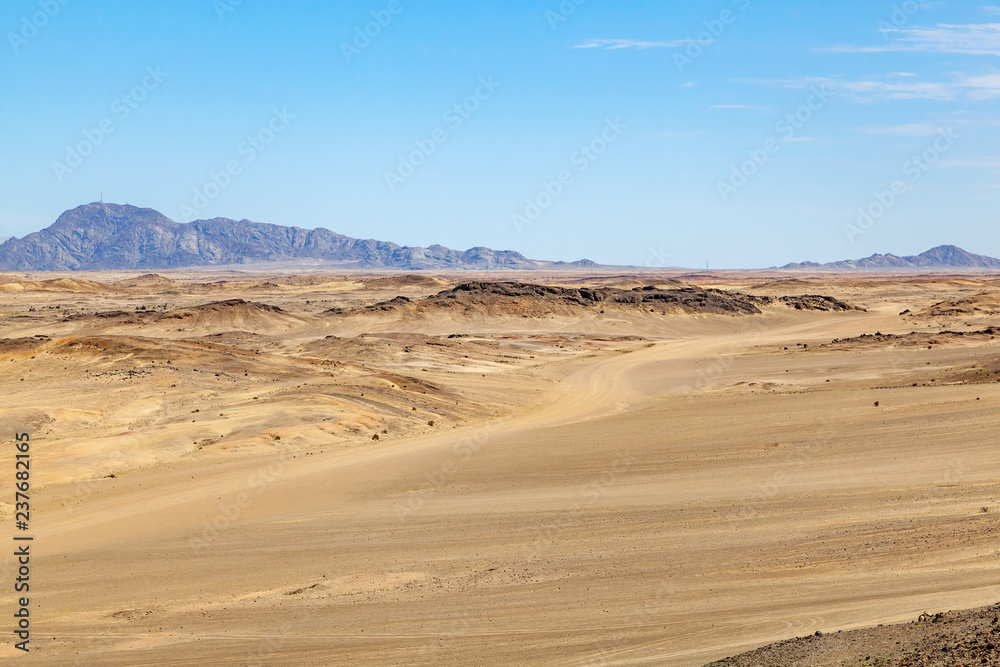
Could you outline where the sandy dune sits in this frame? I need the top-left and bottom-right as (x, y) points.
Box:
(0, 271), (998, 665)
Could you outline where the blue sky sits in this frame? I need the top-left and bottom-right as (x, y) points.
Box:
(2, 0), (999, 268)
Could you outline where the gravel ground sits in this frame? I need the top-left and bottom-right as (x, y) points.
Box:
(707, 603), (1000, 666)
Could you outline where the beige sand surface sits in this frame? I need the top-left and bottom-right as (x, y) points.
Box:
(0, 272), (998, 665)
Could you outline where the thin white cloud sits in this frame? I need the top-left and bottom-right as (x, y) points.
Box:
(651, 131), (706, 137)
(711, 104), (771, 110)
(739, 76), (956, 101)
(941, 156), (1000, 167)
(856, 123), (946, 135)
(838, 79), (958, 100)
(959, 73), (1000, 98)
(820, 21), (1000, 56)
(740, 73), (1000, 102)
(983, 6), (1000, 15)
(573, 38), (687, 50)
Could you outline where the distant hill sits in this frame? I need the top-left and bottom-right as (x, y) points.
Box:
(0, 203), (597, 271)
(780, 245), (1000, 271)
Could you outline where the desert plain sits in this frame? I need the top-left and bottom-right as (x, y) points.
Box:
(0, 270), (998, 666)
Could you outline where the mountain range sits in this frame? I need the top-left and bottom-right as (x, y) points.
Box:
(2, 205), (998, 273)
(780, 246), (1000, 271)
(0, 203), (597, 271)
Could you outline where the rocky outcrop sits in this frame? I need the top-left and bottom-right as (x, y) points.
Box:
(333, 282), (861, 317)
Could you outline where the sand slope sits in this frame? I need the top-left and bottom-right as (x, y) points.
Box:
(0, 274), (997, 665)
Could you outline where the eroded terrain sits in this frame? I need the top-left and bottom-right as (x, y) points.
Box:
(0, 270), (997, 665)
